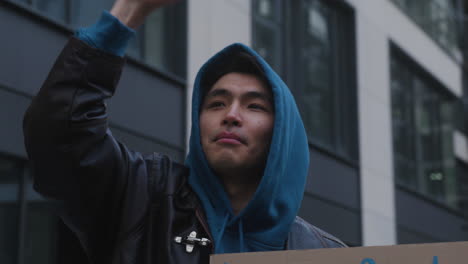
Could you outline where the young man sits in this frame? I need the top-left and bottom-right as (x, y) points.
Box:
(23, 0), (346, 263)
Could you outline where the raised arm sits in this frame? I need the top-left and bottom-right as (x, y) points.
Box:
(110, 0), (179, 29)
(23, 0), (178, 262)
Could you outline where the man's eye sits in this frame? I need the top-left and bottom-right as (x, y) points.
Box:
(248, 104), (267, 111)
(208, 101), (225, 108)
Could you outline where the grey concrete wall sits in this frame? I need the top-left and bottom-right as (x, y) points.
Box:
(299, 148), (361, 246)
(396, 187), (468, 243)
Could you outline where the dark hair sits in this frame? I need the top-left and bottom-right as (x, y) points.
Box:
(201, 51), (270, 96)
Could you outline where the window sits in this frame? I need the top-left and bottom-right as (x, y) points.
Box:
(460, 72), (468, 136)
(0, 157), (20, 264)
(23, 169), (59, 264)
(34, 0), (67, 22)
(391, 48), (461, 209)
(297, 1), (336, 151)
(143, 4), (187, 77)
(391, 0), (461, 60)
(0, 155), (60, 264)
(252, 0), (284, 75)
(456, 160), (468, 213)
(252, 0), (358, 162)
(8, 0), (187, 78)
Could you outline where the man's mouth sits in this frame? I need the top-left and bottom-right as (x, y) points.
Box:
(214, 131), (244, 145)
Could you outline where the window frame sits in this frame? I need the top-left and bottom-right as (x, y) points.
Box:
(390, 0), (462, 62)
(252, 0), (359, 165)
(0, 153), (61, 264)
(456, 159), (468, 214)
(2, 0), (188, 81)
(252, 0), (285, 76)
(391, 44), (463, 213)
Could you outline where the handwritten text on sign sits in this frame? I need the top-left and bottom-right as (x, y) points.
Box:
(360, 256), (439, 264)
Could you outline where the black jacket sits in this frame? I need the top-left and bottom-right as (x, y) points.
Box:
(23, 37), (346, 264)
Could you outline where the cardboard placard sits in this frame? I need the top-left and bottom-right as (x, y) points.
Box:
(210, 241), (468, 264)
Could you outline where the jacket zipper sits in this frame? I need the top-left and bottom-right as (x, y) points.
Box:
(195, 208), (215, 253)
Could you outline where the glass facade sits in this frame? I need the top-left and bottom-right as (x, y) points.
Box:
(299, 1), (335, 150)
(456, 160), (468, 213)
(252, 0), (358, 162)
(461, 72), (468, 136)
(252, 0), (283, 75)
(391, 49), (461, 209)
(35, 0), (67, 22)
(8, 0), (187, 78)
(0, 156), (60, 264)
(391, 0), (460, 60)
(0, 157), (20, 264)
(24, 170), (58, 264)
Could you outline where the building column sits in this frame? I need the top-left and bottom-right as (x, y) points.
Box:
(186, 0), (252, 149)
(352, 0), (397, 246)
(357, 18), (397, 246)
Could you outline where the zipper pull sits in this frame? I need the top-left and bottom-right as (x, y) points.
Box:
(174, 231), (211, 253)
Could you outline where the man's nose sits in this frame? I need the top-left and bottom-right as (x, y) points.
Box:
(222, 105), (242, 126)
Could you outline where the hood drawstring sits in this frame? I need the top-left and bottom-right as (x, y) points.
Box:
(238, 219), (245, 252)
(214, 213), (246, 253)
(215, 213), (230, 253)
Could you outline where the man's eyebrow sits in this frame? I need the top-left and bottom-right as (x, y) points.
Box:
(205, 88), (232, 98)
(243, 91), (273, 104)
(205, 88), (273, 105)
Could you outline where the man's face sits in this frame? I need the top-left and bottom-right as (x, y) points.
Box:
(200, 72), (274, 176)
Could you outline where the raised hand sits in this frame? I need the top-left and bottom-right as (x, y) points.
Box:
(110, 0), (181, 29)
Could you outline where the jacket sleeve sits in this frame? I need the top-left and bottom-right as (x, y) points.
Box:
(23, 37), (150, 262)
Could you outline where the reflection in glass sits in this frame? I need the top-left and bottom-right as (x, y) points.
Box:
(456, 161), (468, 213)
(301, 0), (334, 148)
(0, 206), (18, 264)
(414, 80), (445, 201)
(127, 29), (144, 59)
(307, 6), (328, 42)
(253, 22), (280, 73)
(391, 59), (417, 188)
(440, 98), (456, 207)
(144, 3), (187, 77)
(35, 0), (66, 22)
(391, 0), (459, 59)
(391, 54), (458, 209)
(24, 170), (59, 264)
(0, 158), (20, 264)
(69, 0), (186, 78)
(70, 0), (114, 27)
(144, 9), (165, 69)
(10, 0), (28, 4)
(255, 0), (275, 20)
(24, 203), (58, 264)
(252, 0), (282, 75)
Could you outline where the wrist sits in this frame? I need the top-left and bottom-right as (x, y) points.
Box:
(110, 0), (159, 29)
(75, 11), (136, 57)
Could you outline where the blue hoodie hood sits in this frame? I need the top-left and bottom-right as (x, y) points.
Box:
(185, 43), (309, 254)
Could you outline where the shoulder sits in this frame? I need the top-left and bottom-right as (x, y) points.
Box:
(287, 216), (347, 250)
(145, 152), (189, 195)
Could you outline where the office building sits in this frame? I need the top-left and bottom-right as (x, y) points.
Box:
(0, 0), (467, 263)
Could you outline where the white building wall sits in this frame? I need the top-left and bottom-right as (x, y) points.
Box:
(187, 0), (252, 147)
(346, 0), (463, 246)
(356, 12), (396, 245)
